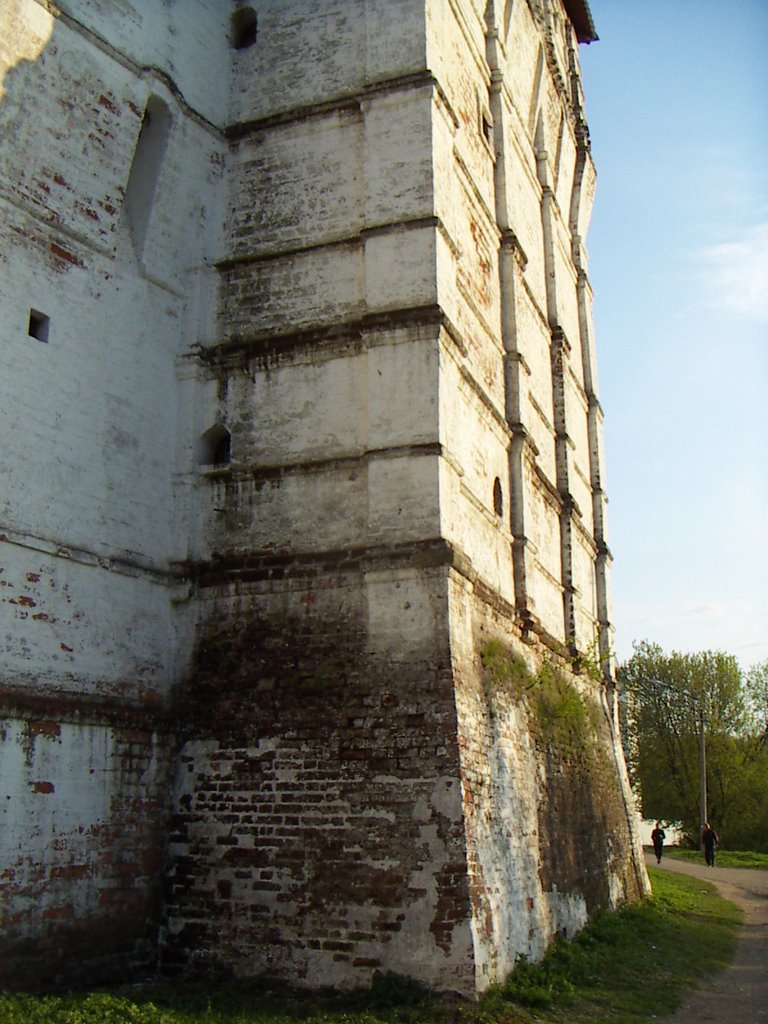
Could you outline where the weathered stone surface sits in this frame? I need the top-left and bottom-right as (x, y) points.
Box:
(0, 0), (647, 997)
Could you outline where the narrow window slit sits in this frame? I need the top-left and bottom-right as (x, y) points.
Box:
(124, 96), (171, 257)
(200, 424), (231, 467)
(482, 112), (493, 145)
(28, 310), (50, 342)
(493, 477), (503, 517)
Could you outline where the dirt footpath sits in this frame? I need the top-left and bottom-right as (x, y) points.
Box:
(644, 853), (768, 1022)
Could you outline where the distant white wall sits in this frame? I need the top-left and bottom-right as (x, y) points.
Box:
(640, 820), (685, 847)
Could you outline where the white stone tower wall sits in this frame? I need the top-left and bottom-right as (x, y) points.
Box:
(0, 0), (645, 996)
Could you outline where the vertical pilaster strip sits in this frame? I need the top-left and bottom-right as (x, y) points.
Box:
(486, 29), (536, 634)
(549, 322), (575, 647)
(568, 36), (614, 677)
(539, 154), (575, 650)
(500, 231), (537, 629)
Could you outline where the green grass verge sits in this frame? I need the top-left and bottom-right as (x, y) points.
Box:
(480, 868), (741, 1022)
(664, 847), (768, 870)
(0, 871), (741, 1024)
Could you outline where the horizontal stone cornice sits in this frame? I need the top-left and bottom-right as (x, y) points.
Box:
(0, 525), (179, 584)
(216, 234), (358, 272)
(586, 389), (604, 413)
(559, 490), (584, 520)
(217, 215), (450, 271)
(227, 71), (452, 140)
(452, 146), (499, 235)
(187, 536), (518, 624)
(196, 303), (472, 369)
(203, 442), (444, 486)
(532, 463), (563, 510)
(0, 683), (176, 732)
(455, 364), (512, 442)
(183, 537), (463, 588)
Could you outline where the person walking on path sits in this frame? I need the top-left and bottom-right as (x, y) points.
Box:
(701, 822), (719, 866)
(651, 822), (666, 863)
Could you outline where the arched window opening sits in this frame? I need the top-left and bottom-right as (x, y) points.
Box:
(534, 110), (548, 187)
(493, 477), (503, 517)
(124, 96), (171, 256)
(200, 423), (231, 467)
(231, 7), (258, 50)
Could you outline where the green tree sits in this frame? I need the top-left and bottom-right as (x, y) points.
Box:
(619, 641), (768, 849)
(745, 659), (768, 730)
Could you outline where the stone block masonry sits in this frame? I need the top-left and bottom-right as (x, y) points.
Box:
(0, 0), (647, 998)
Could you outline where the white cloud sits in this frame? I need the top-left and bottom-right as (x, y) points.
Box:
(696, 223), (768, 321)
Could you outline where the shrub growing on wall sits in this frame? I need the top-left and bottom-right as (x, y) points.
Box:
(480, 639), (604, 765)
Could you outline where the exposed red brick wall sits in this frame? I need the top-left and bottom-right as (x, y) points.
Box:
(163, 573), (476, 993)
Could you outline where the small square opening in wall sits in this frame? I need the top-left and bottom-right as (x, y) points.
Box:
(28, 309), (50, 343)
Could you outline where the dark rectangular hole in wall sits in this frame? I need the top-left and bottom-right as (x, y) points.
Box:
(28, 309), (50, 343)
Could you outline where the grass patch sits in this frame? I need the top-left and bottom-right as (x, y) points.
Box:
(0, 872), (741, 1024)
(481, 868), (741, 1022)
(533, 660), (596, 753)
(1, 871), (741, 1024)
(665, 847), (768, 870)
(0, 976), (440, 1024)
(480, 639), (534, 697)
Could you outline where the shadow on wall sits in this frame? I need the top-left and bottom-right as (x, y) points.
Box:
(0, 6), (52, 103)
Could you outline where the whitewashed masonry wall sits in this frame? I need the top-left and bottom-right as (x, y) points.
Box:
(0, 0), (646, 996)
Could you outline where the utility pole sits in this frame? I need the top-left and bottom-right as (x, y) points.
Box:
(699, 706), (707, 831)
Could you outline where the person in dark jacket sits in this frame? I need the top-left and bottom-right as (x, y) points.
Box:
(650, 822), (666, 863)
(701, 823), (719, 866)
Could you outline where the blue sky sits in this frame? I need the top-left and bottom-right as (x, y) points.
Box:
(578, 1), (768, 669)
